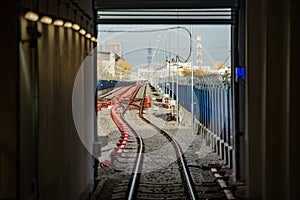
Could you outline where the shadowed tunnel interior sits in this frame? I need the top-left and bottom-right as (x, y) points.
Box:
(0, 0), (299, 199)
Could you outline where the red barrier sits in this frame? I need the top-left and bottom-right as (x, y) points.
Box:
(144, 96), (151, 108)
(163, 97), (169, 108)
(109, 84), (143, 159)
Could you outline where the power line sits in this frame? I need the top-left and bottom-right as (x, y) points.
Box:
(99, 26), (192, 63)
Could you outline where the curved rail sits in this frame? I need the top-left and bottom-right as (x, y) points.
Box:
(121, 84), (145, 200)
(102, 83), (234, 200)
(123, 84), (198, 200)
(108, 83), (145, 193)
(120, 104), (144, 200)
(139, 85), (198, 200)
(98, 87), (122, 99)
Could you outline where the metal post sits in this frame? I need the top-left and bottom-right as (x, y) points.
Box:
(168, 61), (171, 97)
(164, 39), (167, 95)
(191, 25), (194, 135)
(176, 63), (179, 126)
(191, 64), (194, 135)
(165, 64), (167, 95)
(176, 23), (179, 126)
(172, 63), (174, 99)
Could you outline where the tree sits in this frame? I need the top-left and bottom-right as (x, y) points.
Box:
(124, 61), (131, 71)
(181, 68), (191, 75)
(116, 58), (132, 71)
(213, 61), (227, 70)
(194, 68), (207, 76)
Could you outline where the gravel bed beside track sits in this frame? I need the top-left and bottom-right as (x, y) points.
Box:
(93, 85), (242, 200)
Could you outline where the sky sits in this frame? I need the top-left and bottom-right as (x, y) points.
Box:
(98, 24), (231, 68)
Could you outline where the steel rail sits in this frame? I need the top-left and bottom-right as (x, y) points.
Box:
(119, 84), (146, 200)
(138, 84), (199, 200)
(98, 87), (123, 99)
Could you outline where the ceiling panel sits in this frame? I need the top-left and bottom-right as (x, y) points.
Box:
(94, 0), (239, 10)
(94, 0), (239, 24)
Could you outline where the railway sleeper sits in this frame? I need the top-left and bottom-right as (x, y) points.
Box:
(116, 141), (135, 149)
(198, 181), (219, 187)
(113, 156), (135, 164)
(118, 138), (134, 143)
(116, 141), (127, 146)
(138, 183), (183, 188)
(118, 139), (131, 144)
(112, 186), (129, 193)
(196, 186), (221, 194)
(197, 193), (225, 199)
(110, 162), (131, 172)
(137, 194), (186, 200)
(120, 134), (129, 138)
(119, 154), (136, 158)
(138, 186), (185, 193)
(137, 198), (185, 200)
(123, 146), (135, 150)
(110, 192), (127, 200)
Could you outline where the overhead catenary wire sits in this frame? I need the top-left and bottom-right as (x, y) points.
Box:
(99, 26), (192, 63)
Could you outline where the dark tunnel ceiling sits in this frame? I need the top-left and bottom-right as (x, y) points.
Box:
(93, 0), (239, 10)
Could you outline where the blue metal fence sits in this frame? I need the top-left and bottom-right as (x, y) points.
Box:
(161, 74), (233, 167)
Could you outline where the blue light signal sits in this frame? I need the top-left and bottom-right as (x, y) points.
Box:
(236, 67), (245, 81)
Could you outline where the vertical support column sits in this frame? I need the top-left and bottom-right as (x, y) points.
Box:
(290, 1), (300, 199)
(264, 0), (290, 199)
(232, 0), (246, 181)
(246, 0), (294, 199)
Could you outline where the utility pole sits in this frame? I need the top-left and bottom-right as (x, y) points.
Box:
(191, 25), (194, 135)
(164, 37), (167, 95)
(172, 62), (174, 99)
(168, 61), (171, 97)
(176, 62), (179, 126)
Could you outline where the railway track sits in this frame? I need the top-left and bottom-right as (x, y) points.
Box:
(99, 87), (123, 99)
(97, 84), (136, 111)
(107, 84), (198, 200)
(96, 83), (237, 200)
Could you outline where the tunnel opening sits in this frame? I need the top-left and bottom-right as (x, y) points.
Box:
(94, 1), (246, 198)
(3, 0), (297, 199)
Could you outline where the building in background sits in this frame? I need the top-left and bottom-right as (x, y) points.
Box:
(106, 40), (123, 57)
(97, 52), (116, 79)
(97, 51), (132, 80)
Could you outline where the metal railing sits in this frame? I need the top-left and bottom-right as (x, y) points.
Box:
(158, 73), (234, 168)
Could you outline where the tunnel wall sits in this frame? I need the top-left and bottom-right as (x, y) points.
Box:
(0, 0), (19, 199)
(21, 0), (95, 34)
(18, 19), (96, 200)
(12, 0), (97, 199)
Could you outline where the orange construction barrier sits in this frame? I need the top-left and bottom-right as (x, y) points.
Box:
(144, 96), (151, 108)
(163, 97), (169, 108)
